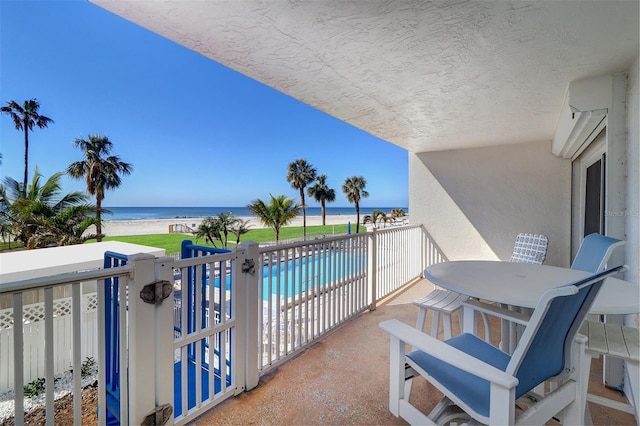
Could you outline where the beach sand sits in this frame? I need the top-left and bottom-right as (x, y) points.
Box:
(102, 214), (360, 236)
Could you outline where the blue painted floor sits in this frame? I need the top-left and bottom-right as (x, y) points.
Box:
(174, 359), (231, 417)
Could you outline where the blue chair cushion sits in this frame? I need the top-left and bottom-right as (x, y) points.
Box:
(407, 333), (511, 418)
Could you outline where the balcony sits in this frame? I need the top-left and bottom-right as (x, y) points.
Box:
(1, 227), (636, 425)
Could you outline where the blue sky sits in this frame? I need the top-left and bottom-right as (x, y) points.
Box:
(0, 1), (408, 208)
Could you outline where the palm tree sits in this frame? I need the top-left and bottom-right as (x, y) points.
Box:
(67, 134), (133, 242)
(0, 219), (12, 250)
(307, 174), (336, 226)
(214, 211), (238, 248)
(362, 209), (389, 229)
(1, 99), (54, 195)
(192, 212), (242, 248)
(390, 208), (406, 219)
(45, 204), (100, 246)
(1, 167), (96, 248)
(286, 159), (316, 237)
(0, 185), (17, 249)
(193, 217), (222, 247)
(247, 194), (299, 242)
(230, 219), (252, 245)
(374, 210), (391, 228)
(342, 176), (369, 234)
(390, 208), (406, 225)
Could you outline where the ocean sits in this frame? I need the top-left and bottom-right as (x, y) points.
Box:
(103, 206), (408, 221)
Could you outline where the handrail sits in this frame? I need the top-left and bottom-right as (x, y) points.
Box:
(258, 232), (367, 253)
(104, 250), (129, 263)
(0, 264), (133, 294)
(181, 239), (231, 258)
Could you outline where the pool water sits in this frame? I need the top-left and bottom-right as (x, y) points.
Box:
(203, 253), (365, 300)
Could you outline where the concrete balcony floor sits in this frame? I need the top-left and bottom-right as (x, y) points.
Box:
(193, 278), (636, 425)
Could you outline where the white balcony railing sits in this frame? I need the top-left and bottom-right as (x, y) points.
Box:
(0, 225), (433, 425)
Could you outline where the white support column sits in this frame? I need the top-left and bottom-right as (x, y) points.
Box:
(604, 72), (628, 388)
(242, 242), (260, 391)
(127, 253), (160, 425)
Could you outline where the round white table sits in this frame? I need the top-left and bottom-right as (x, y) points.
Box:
(423, 260), (639, 314)
(424, 260), (640, 416)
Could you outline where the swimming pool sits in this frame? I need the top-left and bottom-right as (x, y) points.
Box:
(202, 252), (366, 301)
(261, 253), (365, 300)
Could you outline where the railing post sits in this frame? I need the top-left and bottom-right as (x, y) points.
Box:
(127, 253), (174, 425)
(368, 229), (377, 311)
(155, 256), (175, 424)
(420, 225), (427, 274)
(12, 293), (24, 426)
(241, 241), (261, 391)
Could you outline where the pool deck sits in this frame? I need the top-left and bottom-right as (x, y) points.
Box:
(188, 277), (636, 425)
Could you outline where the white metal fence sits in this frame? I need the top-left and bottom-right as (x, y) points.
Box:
(258, 233), (370, 370)
(372, 226), (426, 301)
(0, 225), (436, 425)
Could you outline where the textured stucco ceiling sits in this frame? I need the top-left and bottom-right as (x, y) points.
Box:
(91, 1), (639, 153)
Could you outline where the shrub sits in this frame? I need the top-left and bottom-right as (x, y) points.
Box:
(24, 377), (46, 398)
(81, 357), (97, 378)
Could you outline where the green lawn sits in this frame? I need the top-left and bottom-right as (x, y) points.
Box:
(89, 223), (359, 254)
(0, 241), (24, 252)
(0, 224), (365, 254)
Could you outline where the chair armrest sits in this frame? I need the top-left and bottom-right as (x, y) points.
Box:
(379, 319), (519, 389)
(462, 299), (531, 325)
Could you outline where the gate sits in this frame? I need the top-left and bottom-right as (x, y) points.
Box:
(172, 241), (247, 424)
(100, 242), (248, 425)
(103, 251), (129, 424)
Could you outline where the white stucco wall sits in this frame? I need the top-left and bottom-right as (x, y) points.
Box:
(625, 57), (639, 286)
(409, 141), (571, 266)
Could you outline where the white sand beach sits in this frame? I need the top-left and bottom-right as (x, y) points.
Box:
(102, 214), (360, 236)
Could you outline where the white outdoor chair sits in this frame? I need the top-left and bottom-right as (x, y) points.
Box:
(413, 233), (548, 341)
(571, 233), (626, 274)
(509, 233), (549, 264)
(380, 265), (625, 425)
(579, 319), (639, 423)
(468, 233), (624, 352)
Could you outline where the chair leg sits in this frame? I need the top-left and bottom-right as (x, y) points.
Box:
(489, 383), (516, 425)
(625, 359), (639, 418)
(462, 304), (477, 336)
(559, 335), (590, 424)
(388, 335), (407, 417)
(404, 364), (416, 403)
(416, 307), (428, 332)
(431, 311), (441, 337)
(442, 312), (453, 340)
(404, 377), (414, 403)
(480, 312), (491, 343)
